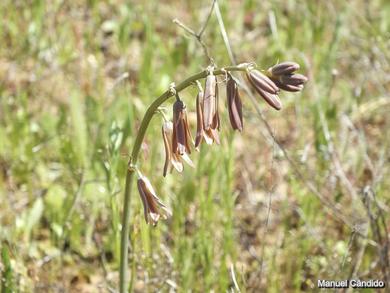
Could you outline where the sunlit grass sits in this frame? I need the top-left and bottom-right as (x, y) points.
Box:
(1, 0), (389, 292)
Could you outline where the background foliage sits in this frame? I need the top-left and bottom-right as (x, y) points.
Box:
(0, 0), (389, 292)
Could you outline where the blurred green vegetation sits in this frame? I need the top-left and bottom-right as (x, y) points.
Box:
(0, 0), (389, 292)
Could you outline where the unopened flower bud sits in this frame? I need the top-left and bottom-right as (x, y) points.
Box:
(247, 69), (279, 95)
(280, 73), (308, 86)
(269, 61), (300, 76)
(226, 73), (243, 131)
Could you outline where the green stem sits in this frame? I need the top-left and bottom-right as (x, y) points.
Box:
(119, 64), (249, 293)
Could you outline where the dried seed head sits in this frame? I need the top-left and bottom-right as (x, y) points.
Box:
(172, 99), (193, 156)
(226, 74), (243, 131)
(137, 175), (171, 226)
(269, 61), (300, 76)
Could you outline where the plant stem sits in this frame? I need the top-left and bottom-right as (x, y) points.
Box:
(119, 64), (248, 293)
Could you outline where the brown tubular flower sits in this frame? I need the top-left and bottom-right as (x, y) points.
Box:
(246, 69), (282, 110)
(202, 73), (220, 144)
(195, 91), (204, 148)
(137, 175), (171, 226)
(226, 73), (243, 131)
(172, 99), (193, 155)
(162, 121), (193, 177)
(195, 91), (213, 148)
(268, 61), (307, 93)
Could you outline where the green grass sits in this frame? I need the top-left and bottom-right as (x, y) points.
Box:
(1, 0), (389, 292)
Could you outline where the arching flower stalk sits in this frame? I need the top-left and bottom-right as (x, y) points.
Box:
(120, 62), (307, 293)
(137, 62), (307, 225)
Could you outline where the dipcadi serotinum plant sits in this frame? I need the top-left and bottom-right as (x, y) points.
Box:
(119, 60), (307, 292)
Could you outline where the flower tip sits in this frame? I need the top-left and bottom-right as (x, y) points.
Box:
(181, 152), (195, 168)
(272, 95), (283, 110)
(149, 213), (160, 225)
(137, 175), (171, 226)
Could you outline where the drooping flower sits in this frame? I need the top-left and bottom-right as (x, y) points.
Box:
(162, 120), (193, 177)
(226, 73), (243, 131)
(201, 73), (220, 144)
(137, 175), (171, 226)
(246, 69), (282, 110)
(195, 91), (213, 149)
(172, 99), (193, 155)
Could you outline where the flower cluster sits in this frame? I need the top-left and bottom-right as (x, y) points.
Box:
(136, 62), (307, 225)
(267, 61), (308, 92)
